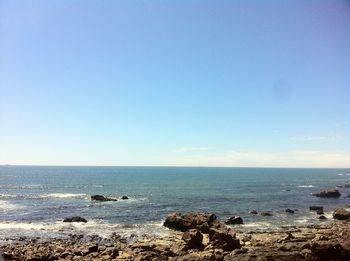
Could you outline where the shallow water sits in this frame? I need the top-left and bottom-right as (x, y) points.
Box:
(0, 166), (349, 240)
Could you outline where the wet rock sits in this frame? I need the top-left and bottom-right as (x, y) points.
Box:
(250, 210), (258, 215)
(313, 189), (341, 198)
(286, 209), (294, 214)
(91, 195), (117, 201)
(225, 216), (243, 225)
(318, 215), (327, 220)
(316, 209), (324, 215)
(333, 208), (350, 220)
(181, 229), (203, 249)
(163, 212), (217, 233)
(63, 216), (87, 223)
(121, 195), (129, 200)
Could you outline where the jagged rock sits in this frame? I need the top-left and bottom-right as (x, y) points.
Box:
(181, 229), (203, 249)
(91, 195), (117, 201)
(225, 216), (243, 225)
(318, 215), (327, 220)
(163, 212), (217, 233)
(286, 209), (294, 214)
(313, 189), (341, 198)
(121, 195), (129, 200)
(63, 216), (87, 223)
(209, 226), (241, 251)
(333, 208), (350, 220)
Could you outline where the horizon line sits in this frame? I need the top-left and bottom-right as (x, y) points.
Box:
(0, 164), (349, 169)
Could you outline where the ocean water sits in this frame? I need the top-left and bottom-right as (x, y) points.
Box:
(0, 166), (350, 241)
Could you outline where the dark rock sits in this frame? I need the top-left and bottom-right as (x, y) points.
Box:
(261, 211), (273, 216)
(163, 212), (217, 233)
(286, 209), (294, 214)
(318, 215), (327, 220)
(63, 216), (87, 223)
(121, 195), (129, 200)
(225, 216), (243, 225)
(88, 245), (98, 253)
(333, 208), (350, 220)
(250, 210), (258, 215)
(316, 209), (324, 215)
(91, 195), (117, 201)
(310, 241), (350, 260)
(313, 189), (341, 198)
(310, 206), (323, 212)
(209, 226), (241, 251)
(181, 229), (203, 249)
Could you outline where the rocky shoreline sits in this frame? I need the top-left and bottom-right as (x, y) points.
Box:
(1, 211), (350, 260)
(1, 189), (350, 260)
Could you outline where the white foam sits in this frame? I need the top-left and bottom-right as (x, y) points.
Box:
(338, 173), (343, 176)
(0, 200), (24, 211)
(297, 185), (314, 188)
(0, 220), (170, 239)
(242, 222), (273, 228)
(41, 193), (88, 199)
(0, 222), (46, 230)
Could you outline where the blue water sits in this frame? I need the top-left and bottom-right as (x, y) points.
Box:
(0, 166), (349, 239)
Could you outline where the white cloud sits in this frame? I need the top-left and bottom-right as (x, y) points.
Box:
(167, 150), (350, 168)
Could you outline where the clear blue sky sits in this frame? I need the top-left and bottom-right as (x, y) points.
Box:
(1, 0), (350, 167)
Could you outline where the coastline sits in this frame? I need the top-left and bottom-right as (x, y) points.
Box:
(1, 215), (349, 260)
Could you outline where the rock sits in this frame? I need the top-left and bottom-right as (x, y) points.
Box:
(250, 210), (258, 215)
(261, 211), (273, 216)
(163, 212), (217, 233)
(63, 216), (87, 223)
(91, 195), (117, 201)
(309, 206), (323, 212)
(318, 215), (327, 220)
(316, 209), (324, 215)
(181, 229), (203, 249)
(313, 189), (341, 198)
(286, 209), (294, 214)
(333, 208), (350, 220)
(88, 245), (98, 253)
(209, 226), (241, 251)
(225, 216), (243, 225)
(121, 195), (129, 200)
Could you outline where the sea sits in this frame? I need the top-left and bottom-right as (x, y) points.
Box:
(0, 166), (350, 242)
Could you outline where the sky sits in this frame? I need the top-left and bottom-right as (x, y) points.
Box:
(1, 0), (350, 167)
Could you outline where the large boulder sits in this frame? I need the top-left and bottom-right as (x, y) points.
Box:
(333, 208), (350, 220)
(181, 229), (203, 249)
(63, 216), (87, 223)
(209, 226), (241, 251)
(225, 216), (243, 225)
(163, 212), (217, 233)
(313, 189), (341, 198)
(91, 195), (117, 202)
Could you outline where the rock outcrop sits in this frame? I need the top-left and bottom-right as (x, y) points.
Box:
(333, 208), (350, 220)
(313, 189), (341, 198)
(225, 216), (243, 225)
(181, 229), (203, 249)
(163, 212), (217, 233)
(91, 195), (117, 201)
(63, 216), (87, 223)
